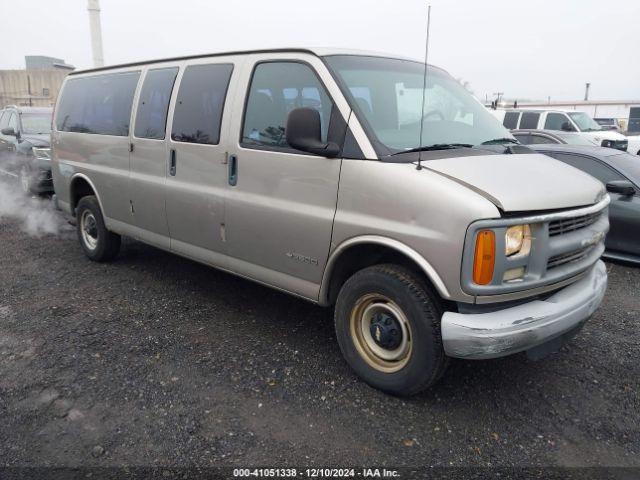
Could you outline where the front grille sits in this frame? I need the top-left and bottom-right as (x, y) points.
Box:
(547, 247), (591, 269)
(548, 211), (601, 237)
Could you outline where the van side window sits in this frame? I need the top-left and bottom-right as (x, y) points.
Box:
(241, 62), (333, 150)
(519, 112), (540, 129)
(134, 67), (179, 140)
(503, 111), (520, 129)
(171, 63), (233, 145)
(544, 113), (569, 131)
(55, 72), (140, 136)
(0, 111), (7, 129)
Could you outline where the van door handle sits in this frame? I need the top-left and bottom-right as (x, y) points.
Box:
(228, 154), (238, 186)
(169, 149), (177, 176)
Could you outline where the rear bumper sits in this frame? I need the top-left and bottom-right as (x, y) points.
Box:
(441, 260), (607, 359)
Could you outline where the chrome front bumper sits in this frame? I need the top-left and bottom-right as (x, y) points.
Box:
(442, 260), (607, 359)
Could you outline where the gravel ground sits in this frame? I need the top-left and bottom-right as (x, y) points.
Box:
(0, 193), (638, 473)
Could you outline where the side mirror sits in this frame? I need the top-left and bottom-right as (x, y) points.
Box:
(286, 108), (340, 158)
(1, 127), (16, 136)
(606, 180), (636, 196)
(561, 122), (576, 132)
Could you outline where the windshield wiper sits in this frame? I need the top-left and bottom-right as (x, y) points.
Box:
(391, 143), (473, 155)
(480, 138), (519, 145)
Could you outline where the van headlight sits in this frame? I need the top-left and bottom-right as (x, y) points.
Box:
(32, 147), (51, 160)
(505, 224), (531, 256)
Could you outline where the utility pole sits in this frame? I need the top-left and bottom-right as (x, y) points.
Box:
(493, 92), (504, 106)
(87, 0), (105, 67)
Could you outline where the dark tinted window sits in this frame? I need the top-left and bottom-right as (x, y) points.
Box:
(56, 72), (140, 136)
(604, 152), (640, 186)
(242, 62), (333, 149)
(544, 112), (569, 131)
(552, 153), (625, 183)
(171, 63), (233, 145)
(519, 112), (540, 129)
(134, 67), (178, 140)
(503, 111), (520, 129)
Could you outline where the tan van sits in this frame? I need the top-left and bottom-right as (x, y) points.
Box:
(52, 48), (609, 395)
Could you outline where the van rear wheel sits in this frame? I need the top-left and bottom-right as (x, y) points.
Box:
(334, 264), (448, 396)
(76, 196), (121, 262)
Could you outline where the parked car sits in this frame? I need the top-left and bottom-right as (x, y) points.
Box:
(511, 129), (598, 146)
(594, 117), (621, 132)
(529, 144), (639, 264)
(51, 48), (609, 395)
(0, 105), (53, 194)
(492, 108), (628, 151)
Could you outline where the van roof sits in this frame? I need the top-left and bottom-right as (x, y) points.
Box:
(68, 47), (434, 76)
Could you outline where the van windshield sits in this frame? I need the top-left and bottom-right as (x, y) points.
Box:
(325, 55), (514, 157)
(567, 112), (602, 132)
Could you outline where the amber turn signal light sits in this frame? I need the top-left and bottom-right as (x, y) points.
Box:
(473, 230), (495, 285)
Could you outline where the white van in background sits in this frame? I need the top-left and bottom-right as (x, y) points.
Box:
(491, 108), (629, 151)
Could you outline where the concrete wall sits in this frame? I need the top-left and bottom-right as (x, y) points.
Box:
(0, 70), (70, 107)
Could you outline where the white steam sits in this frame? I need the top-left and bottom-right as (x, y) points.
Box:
(0, 175), (71, 238)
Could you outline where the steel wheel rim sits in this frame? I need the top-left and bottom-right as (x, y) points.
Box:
(80, 210), (99, 250)
(349, 294), (412, 373)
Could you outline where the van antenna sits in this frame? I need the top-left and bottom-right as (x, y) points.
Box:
(417, 5), (432, 171)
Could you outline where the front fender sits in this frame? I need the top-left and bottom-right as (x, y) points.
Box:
(318, 235), (450, 306)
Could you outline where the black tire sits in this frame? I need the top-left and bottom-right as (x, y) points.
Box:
(76, 196), (121, 262)
(334, 264), (448, 396)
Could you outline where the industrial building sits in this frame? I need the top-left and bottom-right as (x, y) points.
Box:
(0, 55), (74, 108)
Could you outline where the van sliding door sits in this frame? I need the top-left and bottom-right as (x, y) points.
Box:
(129, 65), (179, 248)
(165, 61), (237, 264)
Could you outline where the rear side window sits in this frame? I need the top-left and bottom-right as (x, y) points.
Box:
(544, 113), (569, 131)
(519, 112), (540, 129)
(241, 62), (333, 149)
(134, 67), (179, 140)
(171, 63), (233, 145)
(56, 72), (140, 136)
(513, 133), (531, 144)
(0, 111), (8, 129)
(530, 134), (558, 144)
(503, 111), (520, 129)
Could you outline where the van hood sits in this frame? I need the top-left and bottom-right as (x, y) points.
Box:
(423, 153), (605, 212)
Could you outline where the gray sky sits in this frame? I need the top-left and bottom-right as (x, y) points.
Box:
(2, 0), (639, 102)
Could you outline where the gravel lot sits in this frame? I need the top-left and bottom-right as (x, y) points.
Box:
(0, 191), (638, 473)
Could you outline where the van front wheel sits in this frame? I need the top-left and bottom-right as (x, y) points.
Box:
(76, 196), (121, 262)
(334, 264), (448, 396)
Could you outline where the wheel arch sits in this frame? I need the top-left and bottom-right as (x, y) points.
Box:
(319, 236), (450, 306)
(69, 173), (104, 217)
